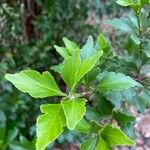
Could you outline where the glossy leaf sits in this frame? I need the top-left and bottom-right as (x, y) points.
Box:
(36, 104), (66, 150)
(61, 50), (81, 89)
(61, 50), (103, 90)
(5, 70), (66, 98)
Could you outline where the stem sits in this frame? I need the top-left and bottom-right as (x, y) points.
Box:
(136, 9), (143, 64)
(135, 8), (144, 80)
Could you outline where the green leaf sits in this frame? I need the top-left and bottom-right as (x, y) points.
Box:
(98, 72), (140, 93)
(106, 91), (123, 108)
(54, 45), (70, 59)
(140, 0), (149, 7)
(84, 67), (100, 88)
(74, 51), (103, 86)
(96, 34), (110, 53)
(107, 18), (131, 32)
(98, 96), (114, 117)
(80, 138), (97, 150)
(36, 104), (66, 150)
(0, 111), (6, 149)
(121, 122), (135, 138)
(101, 124), (135, 146)
(75, 118), (90, 133)
(61, 50), (103, 90)
(80, 36), (96, 60)
(97, 138), (111, 150)
(61, 98), (86, 130)
(63, 37), (79, 54)
(86, 107), (101, 121)
(61, 50), (81, 89)
(5, 70), (66, 98)
(50, 63), (63, 74)
(112, 111), (135, 125)
(89, 121), (103, 133)
(116, 0), (133, 6)
(6, 127), (18, 144)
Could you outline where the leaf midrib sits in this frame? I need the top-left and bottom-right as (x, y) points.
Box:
(23, 74), (64, 95)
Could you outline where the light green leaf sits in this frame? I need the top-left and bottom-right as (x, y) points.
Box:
(98, 72), (140, 93)
(61, 98), (86, 130)
(80, 36), (96, 60)
(50, 63), (63, 74)
(54, 45), (70, 59)
(75, 118), (90, 133)
(116, 0), (133, 6)
(5, 70), (66, 98)
(80, 138), (97, 150)
(97, 138), (111, 150)
(101, 124), (135, 146)
(76, 51), (103, 86)
(63, 37), (79, 54)
(61, 50), (103, 90)
(96, 34), (110, 51)
(61, 50), (81, 89)
(36, 104), (66, 150)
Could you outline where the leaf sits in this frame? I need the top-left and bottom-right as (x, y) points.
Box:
(50, 63), (63, 74)
(96, 34), (110, 54)
(89, 121), (103, 133)
(5, 70), (66, 98)
(86, 106), (101, 121)
(6, 127), (18, 144)
(84, 67), (100, 88)
(106, 91), (123, 108)
(106, 18), (131, 33)
(36, 104), (66, 150)
(63, 37), (79, 54)
(61, 98), (86, 130)
(140, 0), (149, 7)
(98, 72), (140, 93)
(80, 36), (96, 60)
(112, 111), (135, 125)
(116, 0), (133, 6)
(121, 122), (136, 139)
(61, 50), (81, 89)
(75, 118), (90, 133)
(80, 138), (97, 150)
(54, 45), (70, 59)
(97, 138), (111, 150)
(74, 50), (103, 87)
(101, 124), (135, 146)
(61, 50), (103, 90)
(98, 96), (114, 117)
(0, 111), (6, 149)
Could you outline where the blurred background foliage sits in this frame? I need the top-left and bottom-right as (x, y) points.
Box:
(0, 0), (149, 150)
